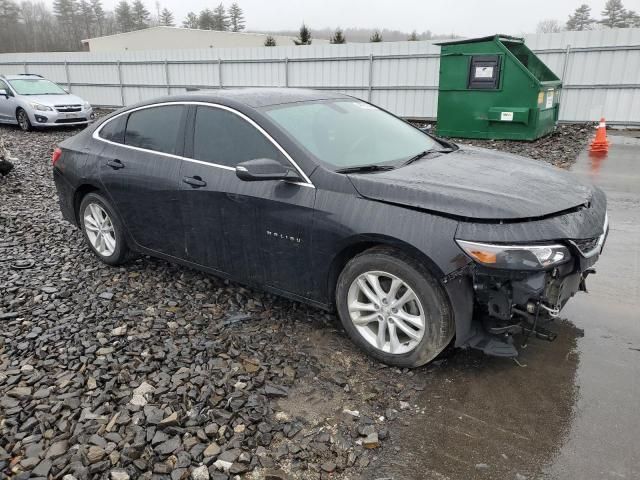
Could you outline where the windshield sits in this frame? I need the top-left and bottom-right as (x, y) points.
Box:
(8, 79), (67, 95)
(265, 99), (437, 169)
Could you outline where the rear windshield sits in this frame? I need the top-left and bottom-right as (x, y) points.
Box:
(8, 79), (67, 95)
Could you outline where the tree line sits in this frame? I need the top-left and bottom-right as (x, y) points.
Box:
(0, 0), (245, 53)
(537, 0), (640, 33)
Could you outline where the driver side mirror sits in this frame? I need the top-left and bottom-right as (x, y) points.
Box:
(0, 89), (8, 99)
(235, 158), (301, 182)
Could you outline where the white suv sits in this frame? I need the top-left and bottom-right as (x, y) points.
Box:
(0, 74), (94, 131)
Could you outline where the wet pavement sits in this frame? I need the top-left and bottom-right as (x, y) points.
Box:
(368, 131), (640, 480)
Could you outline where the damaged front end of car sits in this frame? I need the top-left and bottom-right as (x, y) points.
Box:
(456, 213), (609, 358)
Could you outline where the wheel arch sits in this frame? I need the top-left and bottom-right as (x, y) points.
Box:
(326, 234), (446, 309)
(73, 183), (101, 226)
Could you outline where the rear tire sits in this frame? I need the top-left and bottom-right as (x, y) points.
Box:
(79, 192), (129, 265)
(336, 246), (454, 368)
(16, 108), (32, 132)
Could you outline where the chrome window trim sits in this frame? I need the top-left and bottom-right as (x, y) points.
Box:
(92, 100), (315, 188)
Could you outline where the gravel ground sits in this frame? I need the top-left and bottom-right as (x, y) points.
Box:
(412, 122), (594, 169)
(0, 119), (588, 480)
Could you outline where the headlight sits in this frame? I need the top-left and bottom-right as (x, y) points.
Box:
(83, 101), (91, 110)
(30, 102), (53, 112)
(456, 240), (570, 270)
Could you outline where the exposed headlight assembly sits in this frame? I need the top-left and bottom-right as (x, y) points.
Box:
(30, 102), (53, 112)
(456, 240), (570, 270)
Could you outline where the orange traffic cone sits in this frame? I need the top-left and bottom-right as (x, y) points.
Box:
(590, 118), (609, 153)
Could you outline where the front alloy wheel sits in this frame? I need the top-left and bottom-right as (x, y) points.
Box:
(16, 109), (32, 131)
(336, 246), (454, 367)
(347, 271), (426, 355)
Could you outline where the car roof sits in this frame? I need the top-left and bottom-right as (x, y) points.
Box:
(2, 74), (45, 80)
(144, 88), (352, 109)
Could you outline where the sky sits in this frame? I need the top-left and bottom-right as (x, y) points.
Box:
(44, 0), (640, 36)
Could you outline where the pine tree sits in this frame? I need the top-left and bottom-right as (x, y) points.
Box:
(182, 11), (198, 28)
(566, 4), (594, 30)
(264, 35), (276, 46)
(600, 0), (628, 28)
(370, 30), (382, 42)
(212, 3), (229, 31)
(78, 0), (96, 38)
(53, 0), (80, 48)
(407, 30), (418, 41)
(159, 7), (174, 26)
(228, 2), (245, 32)
(131, 0), (150, 29)
(91, 0), (106, 35)
(198, 8), (214, 29)
(624, 9), (640, 26)
(294, 23), (311, 45)
(115, 0), (134, 32)
(330, 28), (345, 44)
(0, 0), (21, 51)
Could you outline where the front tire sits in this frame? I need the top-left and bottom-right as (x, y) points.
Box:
(16, 108), (32, 132)
(336, 246), (454, 368)
(79, 193), (129, 265)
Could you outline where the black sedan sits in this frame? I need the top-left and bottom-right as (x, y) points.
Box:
(52, 89), (608, 367)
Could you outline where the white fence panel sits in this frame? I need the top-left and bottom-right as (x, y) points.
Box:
(1, 29), (639, 124)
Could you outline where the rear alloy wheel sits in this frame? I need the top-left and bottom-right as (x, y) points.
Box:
(16, 108), (32, 131)
(79, 193), (129, 265)
(336, 247), (454, 367)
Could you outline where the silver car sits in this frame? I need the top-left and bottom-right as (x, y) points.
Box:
(0, 74), (94, 131)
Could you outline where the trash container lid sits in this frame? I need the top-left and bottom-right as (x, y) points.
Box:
(435, 34), (524, 46)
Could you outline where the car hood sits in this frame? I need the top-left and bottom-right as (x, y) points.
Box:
(347, 146), (594, 220)
(26, 93), (86, 107)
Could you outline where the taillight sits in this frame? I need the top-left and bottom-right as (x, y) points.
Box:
(52, 147), (62, 166)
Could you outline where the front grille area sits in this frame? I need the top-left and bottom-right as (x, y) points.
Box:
(55, 105), (82, 112)
(572, 236), (599, 255)
(55, 117), (87, 124)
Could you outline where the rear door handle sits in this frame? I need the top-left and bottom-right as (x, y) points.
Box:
(182, 176), (207, 188)
(106, 159), (124, 169)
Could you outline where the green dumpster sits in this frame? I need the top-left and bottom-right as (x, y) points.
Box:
(435, 34), (561, 141)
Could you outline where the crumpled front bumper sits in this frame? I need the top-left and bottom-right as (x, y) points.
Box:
(455, 197), (609, 357)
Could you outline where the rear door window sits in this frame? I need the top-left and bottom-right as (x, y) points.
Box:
(125, 105), (186, 155)
(191, 106), (286, 168)
(99, 115), (127, 143)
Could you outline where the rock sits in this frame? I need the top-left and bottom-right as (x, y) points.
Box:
(130, 382), (155, 406)
(203, 443), (221, 458)
(233, 424), (245, 434)
(96, 347), (114, 355)
(191, 465), (209, 480)
(46, 440), (68, 459)
(32, 459), (52, 476)
(342, 409), (360, 418)
(159, 412), (179, 428)
(217, 449), (241, 463)
(321, 462), (336, 473)
(264, 384), (289, 397)
(399, 401), (411, 410)
(110, 469), (130, 480)
(87, 445), (106, 463)
(155, 436), (181, 455)
(476, 463), (489, 470)
(99, 292), (114, 300)
(8, 386), (32, 399)
(362, 432), (380, 449)
(20, 364), (34, 373)
(213, 459), (233, 472)
(87, 376), (97, 390)
(264, 469), (288, 480)
(111, 325), (127, 336)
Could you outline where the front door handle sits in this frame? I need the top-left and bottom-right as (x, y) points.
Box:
(183, 176), (206, 188)
(106, 159), (124, 170)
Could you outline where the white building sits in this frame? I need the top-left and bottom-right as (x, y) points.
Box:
(81, 26), (328, 52)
